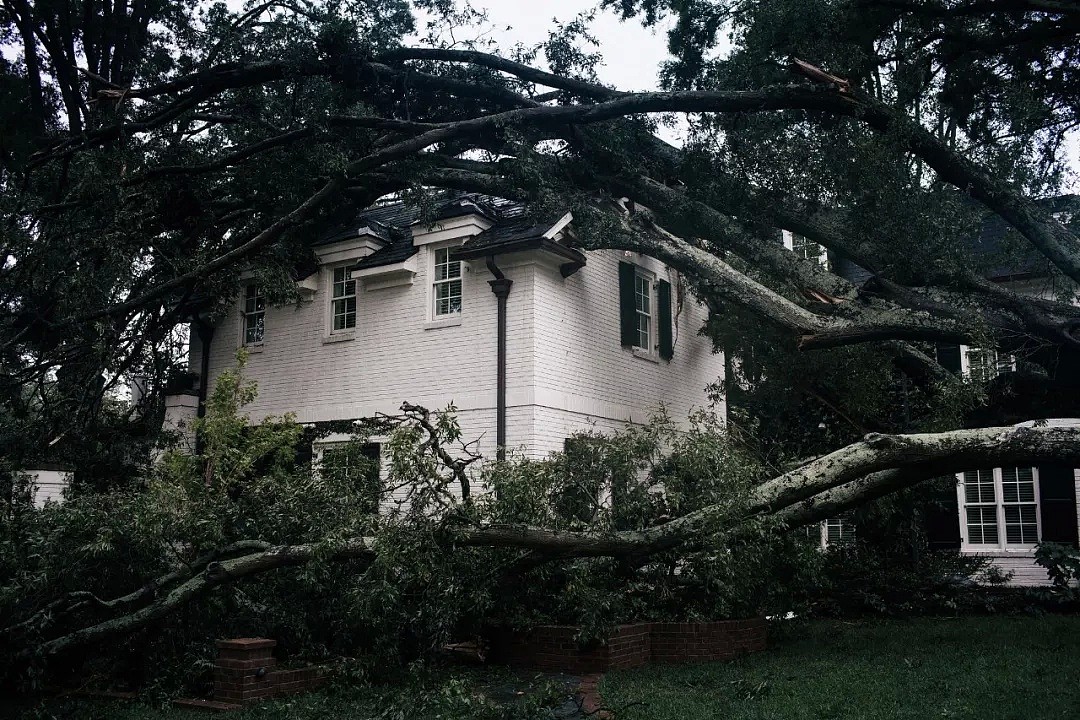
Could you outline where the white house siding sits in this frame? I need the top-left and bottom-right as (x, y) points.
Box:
(26, 468), (71, 508)
(200, 245), (540, 462)
(527, 248), (724, 458)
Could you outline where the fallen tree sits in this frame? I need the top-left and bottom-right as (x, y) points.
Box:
(8, 419), (1079, 666)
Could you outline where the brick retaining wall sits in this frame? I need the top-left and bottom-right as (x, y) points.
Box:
(487, 619), (767, 673)
(212, 639), (327, 706)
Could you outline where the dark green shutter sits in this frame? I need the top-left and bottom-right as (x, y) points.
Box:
(618, 261), (637, 347)
(658, 280), (673, 360)
(936, 343), (962, 374)
(1039, 463), (1079, 547)
(923, 475), (962, 550)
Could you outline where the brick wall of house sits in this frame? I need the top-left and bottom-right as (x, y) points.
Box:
(193, 219), (724, 464)
(487, 619), (767, 674)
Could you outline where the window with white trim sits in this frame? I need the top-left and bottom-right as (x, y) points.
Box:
(783, 230), (828, 267)
(432, 247), (462, 317)
(958, 466), (1041, 549)
(821, 517), (855, 548)
(961, 345), (1016, 384)
(634, 269), (653, 350)
(242, 285), (265, 345)
(331, 265), (357, 332)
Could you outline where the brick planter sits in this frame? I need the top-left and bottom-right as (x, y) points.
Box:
(487, 619), (767, 674)
(212, 639), (327, 706)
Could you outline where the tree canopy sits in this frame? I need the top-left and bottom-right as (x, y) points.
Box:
(2, 0), (1079, 479)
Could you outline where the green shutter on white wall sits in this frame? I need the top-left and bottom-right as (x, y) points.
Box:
(618, 261), (637, 347)
(658, 280), (673, 360)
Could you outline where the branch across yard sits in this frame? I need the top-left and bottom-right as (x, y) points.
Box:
(602, 616), (1080, 720)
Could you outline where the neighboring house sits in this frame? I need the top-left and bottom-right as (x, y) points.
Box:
(787, 195), (1080, 585)
(166, 194), (725, 504)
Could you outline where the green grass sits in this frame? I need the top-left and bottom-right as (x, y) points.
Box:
(5, 666), (570, 720)
(602, 616), (1080, 720)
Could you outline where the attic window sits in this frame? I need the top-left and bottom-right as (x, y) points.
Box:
(783, 230), (827, 267)
(962, 345), (1015, 384)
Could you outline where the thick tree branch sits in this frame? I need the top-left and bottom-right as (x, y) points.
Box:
(17, 425), (1080, 662)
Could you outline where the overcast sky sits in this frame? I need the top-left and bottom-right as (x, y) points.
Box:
(430, 1), (676, 92)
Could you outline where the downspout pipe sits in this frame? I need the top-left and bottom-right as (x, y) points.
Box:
(486, 256), (513, 461)
(194, 320), (214, 456)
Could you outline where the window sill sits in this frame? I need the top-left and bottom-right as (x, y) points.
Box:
(632, 347), (659, 363)
(242, 343), (264, 353)
(425, 315), (462, 330)
(960, 547), (1038, 556)
(322, 332), (355, 344)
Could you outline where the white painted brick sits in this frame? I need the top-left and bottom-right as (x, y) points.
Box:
(198, 242), (725, 461)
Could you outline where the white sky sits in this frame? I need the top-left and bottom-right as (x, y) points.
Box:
(436, 1), (676, 92)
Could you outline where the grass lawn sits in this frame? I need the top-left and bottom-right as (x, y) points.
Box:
(3, 666), (574, 720)
(602, 616), (1080, 720)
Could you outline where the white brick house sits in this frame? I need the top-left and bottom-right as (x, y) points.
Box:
(170, 194), (724, 471)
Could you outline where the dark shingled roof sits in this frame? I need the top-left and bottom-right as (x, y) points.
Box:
(311, 192), (569, 271)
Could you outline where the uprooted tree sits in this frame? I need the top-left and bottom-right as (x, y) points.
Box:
(4, 357), (1080, 676)
(2, 0), (1080, 676)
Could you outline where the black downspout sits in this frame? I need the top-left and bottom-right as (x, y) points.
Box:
(195, 321), (214, 455)
(486, 256), (512, 461)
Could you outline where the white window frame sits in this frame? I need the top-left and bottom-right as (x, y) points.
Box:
(956, 466), (1042, 552)
(329, 264), (357, 335)
(782, 230), (828, 267)
(428, 244), (464, 325)
(820, 517), (855, 549)
(959, 344), (1016, 384)
(633, 267), (656, 355)
(241, 284), (265, 347)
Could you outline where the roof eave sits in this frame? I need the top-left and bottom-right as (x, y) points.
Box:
(451, 237), (586, 277)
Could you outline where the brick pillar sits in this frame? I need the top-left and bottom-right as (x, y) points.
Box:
(214, 638), (277, 705)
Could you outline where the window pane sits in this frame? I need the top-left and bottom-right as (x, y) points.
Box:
(964, 470), (995, 504)
(245, 314), (264, 344)
(634, 274), (650, 313)
(966, 506), (998, 544)
(1004, 504), (1038, 544)
(1001, 466), (1035, 503)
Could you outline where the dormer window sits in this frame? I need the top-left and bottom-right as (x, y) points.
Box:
(961, 345), (1015, 383)
(433, 247), (462, 317)
(783, 230), (828, 267)
(331, 266), (357, 332)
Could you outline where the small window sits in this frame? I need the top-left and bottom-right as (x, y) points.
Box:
(433, 248), (462, 317)
(821, 517), (855, 548)
(783, 231), (827, 267)
(959, 467), (1040, 548)
(243, 285), (265, 345)
(634, 271), (652, 350)
(331, 266), (357, 332)
(962, 345), (1015, 384)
